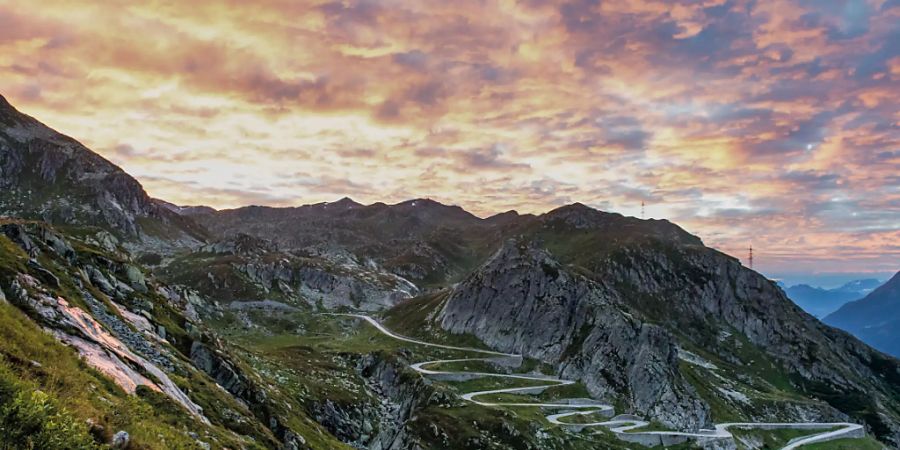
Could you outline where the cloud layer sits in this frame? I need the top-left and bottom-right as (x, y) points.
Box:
(1, 0), (897, 275)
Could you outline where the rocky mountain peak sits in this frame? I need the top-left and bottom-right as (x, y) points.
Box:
(484, 209), (525, 225)
(0, 94), (13, 113)
(388, 198), (482, 225)
(538, 203), (703, 248)
(0, 95), (207, 252)
(329, 196), (361, 209)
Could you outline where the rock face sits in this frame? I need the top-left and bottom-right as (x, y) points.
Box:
(0, 221), (317, 449)
(825, 271), (900, 357)
(188, 340), (306, 447)
(242, 259), (417, 311)
(200, 233), (279, 256)
(439, 240), (711, 429)
(0, 94), (206, 253)
(311, 352), (453, 450)
(432, 202), (900, 446)
(603, 243), (900, 433)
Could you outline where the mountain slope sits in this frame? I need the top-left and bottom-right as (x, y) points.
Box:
(825, 271), (900, 357)
(0, 221), (332, 449)
(429, 208), (900, 446)
(0, 95), (207, 253)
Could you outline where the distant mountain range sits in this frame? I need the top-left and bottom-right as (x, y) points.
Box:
(782, 279), (884, 318)
(825, 272), (900, 357)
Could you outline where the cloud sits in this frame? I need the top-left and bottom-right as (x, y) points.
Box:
(0, 0), (896, 274)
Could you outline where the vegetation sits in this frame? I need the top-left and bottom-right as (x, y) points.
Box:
(0, 365), (97, 450)
(730, 426), (840, 449)
(0, 302), (266, 449)
(803, 436), (886, 449)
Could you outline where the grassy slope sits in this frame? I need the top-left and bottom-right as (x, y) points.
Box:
(0, 302), (267, 449)
(0, 225), (357, 449)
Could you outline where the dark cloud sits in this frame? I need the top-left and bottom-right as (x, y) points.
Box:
(392, 50), (428, 70)
(782, 170), (842, 191)
(594, 116), (651, 151)
(456, 145), (531, 172)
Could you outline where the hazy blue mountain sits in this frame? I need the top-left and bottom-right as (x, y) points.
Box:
(825, 271), (900, 357)
(784, 278), (883, 317)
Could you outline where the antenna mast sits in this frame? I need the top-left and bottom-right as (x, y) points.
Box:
(749, 244), (754, 269)
(641, 200), (645, 219)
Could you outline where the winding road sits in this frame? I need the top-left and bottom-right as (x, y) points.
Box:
(335, 314), (865, 449)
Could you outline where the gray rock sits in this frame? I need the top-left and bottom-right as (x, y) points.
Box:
(111, 430), (129, 449)
(240, 259), (415, 311)
(438, 240), (709, 430)
(282, 431), (307, 450)
(91, 231), (120, 253)
(27, 259), (60, 288)
(0, 223), (38, 256)
(190, 341), (250, 398)
(85, 265), (116, 296)
(124, 264), (147, 292)
(37, 226), (75, 261)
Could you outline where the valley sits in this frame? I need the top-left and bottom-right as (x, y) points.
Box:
(333, 313), (866, 449)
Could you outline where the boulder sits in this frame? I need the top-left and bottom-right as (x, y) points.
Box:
(123, 264), (147, 292)
(111, 430), (129, 449)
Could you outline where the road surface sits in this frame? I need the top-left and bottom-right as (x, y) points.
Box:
(333, 314), (865, 449)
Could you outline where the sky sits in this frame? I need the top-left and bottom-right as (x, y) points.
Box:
(0, 0), (898, 279)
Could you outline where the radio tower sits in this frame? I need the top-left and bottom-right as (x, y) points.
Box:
(748, 244), (754, 269)
(641, 201), (645, 219)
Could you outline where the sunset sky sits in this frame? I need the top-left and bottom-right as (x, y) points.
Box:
(1, 0), (897, 281)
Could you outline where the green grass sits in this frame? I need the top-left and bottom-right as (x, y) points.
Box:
(0, 365), (97, 450)
(552, 411), (611, 425)
(0, 302), (266, 449)
(803, 436), (886, 449)
(382, 291), (494, 350)
(447, 375), (558, 394)
(731, 426), (840, 449)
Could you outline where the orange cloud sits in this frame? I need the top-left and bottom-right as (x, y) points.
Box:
(0, 0), (897, 275)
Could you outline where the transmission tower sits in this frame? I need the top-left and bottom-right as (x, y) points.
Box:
(748, 244), (754, 269)
(641, 201), (645, 219)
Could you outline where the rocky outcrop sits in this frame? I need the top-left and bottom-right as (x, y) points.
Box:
(190, 341), (253, 399)
(189, 339), (312, 449)
(310, 352), (452, 450)
(7, 272), (208, 422)
(240, 258), (417, 311)
(438, 240), (711, 429)
(601, 243), (900, 447)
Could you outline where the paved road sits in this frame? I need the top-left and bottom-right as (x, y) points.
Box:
(333, 314), (866, 449)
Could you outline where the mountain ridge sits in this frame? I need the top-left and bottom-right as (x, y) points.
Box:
(783, 279), (882, 318)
